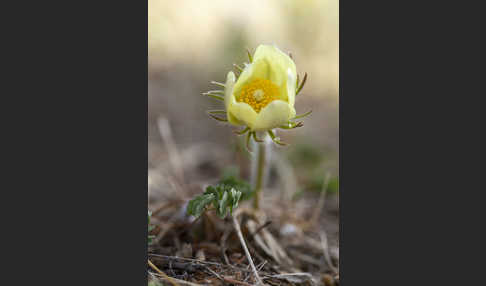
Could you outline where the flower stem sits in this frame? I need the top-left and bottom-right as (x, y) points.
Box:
(252, 132), (269, 210)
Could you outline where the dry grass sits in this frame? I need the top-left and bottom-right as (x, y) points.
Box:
(148, 119), (339, 286)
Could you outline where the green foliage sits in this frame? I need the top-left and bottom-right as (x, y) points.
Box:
(187, 169), (252, 219)
(148, 211), (155, 245)
(187, 184), (242, 219)
(187, 192), (216, 218)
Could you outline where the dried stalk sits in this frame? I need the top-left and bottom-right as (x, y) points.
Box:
(148, 259), (180, 286)
(231, 214), (265, 286)
(319, 231), (338, 274)
(223, 276), (255, 286)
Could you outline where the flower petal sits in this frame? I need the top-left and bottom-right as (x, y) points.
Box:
(253, 100), (296, 131)
(232, 60), (271, 101)
(225, 72), (243, 126)
(232, 64), (253, 100)
(229, 101), (258, 128)
(226, 45), (299, 130)
(253, 45), (297, 87)
(227, 111), (242, 125)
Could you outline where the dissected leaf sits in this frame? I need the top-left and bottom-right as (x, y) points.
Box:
(208, 183), (242, 219)
(229, 187), (242, 213)
(187, 179), (246, 219)
(187, 193), (215, 218)
(218, 173), (254, 201)
(217, 190), (229, 218)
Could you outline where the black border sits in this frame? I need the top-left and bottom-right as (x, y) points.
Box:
(3, 1), (148, 284)
(339, 1), (483, 284)
(3, 0), (481, 284)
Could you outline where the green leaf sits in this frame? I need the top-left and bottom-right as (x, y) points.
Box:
(229, 188), (242, 213)
(218, 173), (254, 201)
(187, 193), (215, 218)
(217, 190), (229, 218)
(186, 171), (250, 219)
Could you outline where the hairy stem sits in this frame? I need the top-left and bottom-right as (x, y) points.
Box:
(252, 132), (270, 210)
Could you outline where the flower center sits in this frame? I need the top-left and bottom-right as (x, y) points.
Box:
(253, 89), (265, 102)
(238, 79), (279, 113)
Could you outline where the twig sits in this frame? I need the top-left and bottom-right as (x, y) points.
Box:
(264, 272), (313, 279)
(203, 265), (224, 282)
(231, 214), (265, 286)
(310, 172), (332, 226)
(244, 260), (267, 283)
(148, 253), (259, 274)
(257, 260), (267, 271)
(263, 272), (314, 284)
(150, 272), (205, 286)
(319, 231), (338, 274)
(148, 259), (180, 286)
(223, 276), (255, 286)
(148, 258), (202, 272)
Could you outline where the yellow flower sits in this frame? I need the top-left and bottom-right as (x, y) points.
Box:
(224, 44), (297, 131)
(204, 44), (309, 147)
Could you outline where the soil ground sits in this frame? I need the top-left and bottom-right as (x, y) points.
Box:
(148, 107), (339, 285)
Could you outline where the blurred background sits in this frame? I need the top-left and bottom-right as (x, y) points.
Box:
(148, 0), (339, 217)
(148, 1), (340, 279)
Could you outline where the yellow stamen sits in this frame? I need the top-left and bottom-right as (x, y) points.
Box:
(238, 79), (279, 113)
(253, 89), (264, 102)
